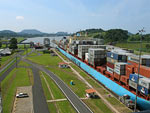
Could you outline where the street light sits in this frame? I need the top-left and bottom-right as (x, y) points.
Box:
(134, 28), (145, 112)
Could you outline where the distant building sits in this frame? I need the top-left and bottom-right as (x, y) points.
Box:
(43, 38), (50, 47)
(85, 89), (96, 98)
(0, 48), (11, 56)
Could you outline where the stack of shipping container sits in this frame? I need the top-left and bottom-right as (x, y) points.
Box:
(78, 45), (106, 59)
(128, 55), (150, 78)
(106, 50), (129, 80)
(88, 48), (106, 66)
(68, 39), (104, 56)
(59, 39), (69, 50)
(114, 63), (126, 81)
(128, 55), (150, 67)
(129, 74), (150, 96)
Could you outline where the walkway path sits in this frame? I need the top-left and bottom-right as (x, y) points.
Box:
(47, 98), (88, 103)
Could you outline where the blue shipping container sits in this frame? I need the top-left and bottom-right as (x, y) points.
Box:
(107, 52), (127, 61)
(107, 52), (111, 57)
(138, 85), (150, 96)
(129, 74), (143, 83)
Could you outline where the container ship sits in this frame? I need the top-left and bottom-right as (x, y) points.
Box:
(56, 37), (150, 110)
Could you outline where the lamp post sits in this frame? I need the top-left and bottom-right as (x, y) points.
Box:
(134, 28), (145, 112)
(16, 50), (17, 68)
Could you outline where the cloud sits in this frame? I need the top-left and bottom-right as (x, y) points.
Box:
(16, 16), (24, 20)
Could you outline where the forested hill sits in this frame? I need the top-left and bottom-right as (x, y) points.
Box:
(75, 28), (150, 43)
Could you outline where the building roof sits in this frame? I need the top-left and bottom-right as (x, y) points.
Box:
(85, 89), (96, 94)
(58, 62), (68, 65)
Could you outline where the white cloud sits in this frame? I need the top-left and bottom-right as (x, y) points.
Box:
(16, 16), (24, 20)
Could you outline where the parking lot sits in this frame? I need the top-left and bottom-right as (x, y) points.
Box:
(12, 86), (34, 113)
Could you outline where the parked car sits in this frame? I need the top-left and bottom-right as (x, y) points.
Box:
(16, 93), (29, 98)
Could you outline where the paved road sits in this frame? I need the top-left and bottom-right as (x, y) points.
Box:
(24, 59), (93, 113)
(0, 59), (20, 82)
(31, 66), (49, 113)
(0, 51), (24, 82)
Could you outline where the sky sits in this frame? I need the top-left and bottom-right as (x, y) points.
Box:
(0, 0), (150, 33)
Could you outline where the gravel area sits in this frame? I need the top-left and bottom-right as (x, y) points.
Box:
(12, 86), (33, 113)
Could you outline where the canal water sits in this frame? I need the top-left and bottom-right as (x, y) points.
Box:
(22, 36), (65, 47)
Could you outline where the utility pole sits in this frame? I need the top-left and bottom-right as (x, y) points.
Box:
(26, 46), (28, 56)
(134, 28), (145, 112)
(16, 49), (18, 68)
(0, 56), (1, 68)
(0, 83), (2, 113)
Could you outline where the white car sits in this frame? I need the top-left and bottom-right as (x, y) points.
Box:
(16, 93), (29, 98)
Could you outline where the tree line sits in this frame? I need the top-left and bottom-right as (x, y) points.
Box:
(76, 28), (150, 44)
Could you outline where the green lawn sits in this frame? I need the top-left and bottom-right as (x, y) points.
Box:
(27, 54), (62, 66)
(28, 52), (38, 56)
(28, 52), (88, 98)
(48, 101), (76, 113)
(115, 42), (150, 54)
(83, 99), (113, 113)
(28, 53), (88, 97)
(2, 67), (31, 113)
(18, 60), (30, 67)
(17, 37), (25, 43)
(22, 48), (32, 56)
(40, 72), (76, 113)
(40, 74), (52, 100)
(27, 52), (115, 112)
(0, 57), (16, 77)
(43, 72), (65, 99)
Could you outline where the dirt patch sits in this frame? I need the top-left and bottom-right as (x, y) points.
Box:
(12, 86), (33, 113)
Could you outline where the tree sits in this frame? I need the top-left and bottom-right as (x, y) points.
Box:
(104, 29), (129, 42)
(9, 38), (18, 49)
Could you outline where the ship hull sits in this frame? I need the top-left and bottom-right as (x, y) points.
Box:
(58, 47), (150, 110)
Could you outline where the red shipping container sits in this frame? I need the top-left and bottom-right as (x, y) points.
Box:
(98, 66), (106, 74)
(120, 76), (129, 85)
(126, 63), (135, 72)
(137, 65), (150, 78)
(127, 61), (138, 67)
(106, 62), (114, 69)
(114, 72), (121, 80)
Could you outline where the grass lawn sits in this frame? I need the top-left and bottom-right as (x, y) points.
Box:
(17, 37), (25, 43)
(1, 56), (12, 66)
(40, 72), (76, 113)
(18, 44), (30, 50)
(28, 52), (38, 57)
(27, 54), (62, 66)
(28, 53), (88, 98)
(115, 42), (150, 54)
(48, 101), (76, 113)
(22, 48), (32, 56)
(27, 52), (115, 112)
(28, 53), (89, 97)
(2, 59), (33, 113)
(2, 67), (32, 113)
(18, 60), (30, 67)
(42, 72), (65, 99)
(0, 57), (16, 77)
(83, 99), (113, 113)
(40, 73), (52, 100)
(0, 53), (16, 67)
